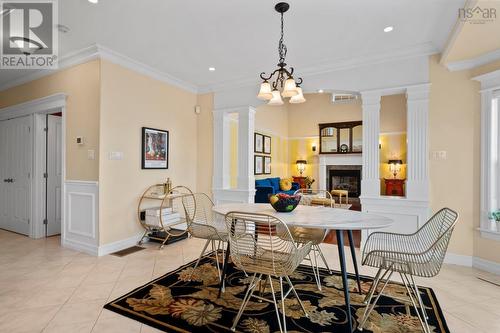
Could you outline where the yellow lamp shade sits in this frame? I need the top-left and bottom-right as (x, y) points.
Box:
(257, 81), (273, 100)
(268, 89), (284, 106)
(282, 78), (298, 97)
(289, 87), (306, 104)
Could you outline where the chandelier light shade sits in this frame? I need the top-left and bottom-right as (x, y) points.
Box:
(257, 81), (273, 100)
(268, 89), (284, 106)
(290, 86), (306, 104)
(258, 2), (305, 105)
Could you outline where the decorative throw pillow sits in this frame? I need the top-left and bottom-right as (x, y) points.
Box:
(279, 178), (292, 191)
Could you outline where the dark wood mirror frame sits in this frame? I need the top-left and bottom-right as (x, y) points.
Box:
(319, 121), (362, 154)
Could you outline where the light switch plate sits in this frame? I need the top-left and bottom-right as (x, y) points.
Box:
(109, 151), (124, 160)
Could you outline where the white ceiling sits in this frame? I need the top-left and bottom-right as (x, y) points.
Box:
(0, 0), (464, 92)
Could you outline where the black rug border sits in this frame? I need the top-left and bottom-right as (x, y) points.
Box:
(104, 252), (450, 333)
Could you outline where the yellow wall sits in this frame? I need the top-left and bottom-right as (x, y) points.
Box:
(380, 94), (407, 133)
(0, 60), (101, 181)
(288, 93), (362, 137)
(98, 60), (198, 245)
(429, 54), (479, 258)
(195, 93), (214, 197)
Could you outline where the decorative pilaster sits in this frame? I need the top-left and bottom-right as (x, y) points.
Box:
(212, 109), (231, 190)
(237, 107), (256, 192)
(405, 84), (430, 201)
(360, 90), (382, 198)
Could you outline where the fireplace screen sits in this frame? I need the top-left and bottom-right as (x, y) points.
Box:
(330, 169), (361, 197)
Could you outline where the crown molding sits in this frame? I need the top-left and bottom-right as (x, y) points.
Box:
(1, 41), (437, 95)
(446, 48), (500, 72)
(0, 45), (100, 92)
(0, 44), (198, 93)
(472, 69), (500, 91)
(96, 45), (198, 93)
(197, 42), (438, 94)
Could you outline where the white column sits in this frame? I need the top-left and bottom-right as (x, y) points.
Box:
(318, 155), (327, 191)
(406, 84), (430, 201)
(212, 109), (231, 190)
(360, 90), (381, 198)
(237, 107), (256, 194)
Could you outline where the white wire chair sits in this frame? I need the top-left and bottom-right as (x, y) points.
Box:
(289, 189), (332, 290)
(182, 193), (228, 281)
(225, 211), (312, 333)
(359, 208), (459, 333)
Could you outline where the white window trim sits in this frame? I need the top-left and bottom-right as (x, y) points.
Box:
(473, 70), (500, 240)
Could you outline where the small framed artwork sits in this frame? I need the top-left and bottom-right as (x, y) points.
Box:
(142, 127), (169, 169)
(264, 156), (272, 174)
(263, 135), (272, 154)
(254, 155), (263, 175)
(264, 135), (271, 154)
(254, 133), (264, 153)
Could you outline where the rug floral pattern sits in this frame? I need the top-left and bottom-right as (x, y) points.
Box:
(104, 254), (449, 332)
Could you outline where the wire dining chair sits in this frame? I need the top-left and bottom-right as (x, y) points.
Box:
(291, 189), (362, 293)
(225, 211), (312, 333)
(182, 193), (228, 281)
(359, 208), (459, 333)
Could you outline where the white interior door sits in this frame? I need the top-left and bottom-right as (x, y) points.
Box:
(0, 116), (32, 235)
(46, 115), (62, 236)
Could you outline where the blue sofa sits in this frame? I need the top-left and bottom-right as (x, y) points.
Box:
(254, 177), (300, 203)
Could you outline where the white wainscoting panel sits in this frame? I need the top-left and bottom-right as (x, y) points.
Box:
(360, 196), (430, 248)
(63, 180), (99, 255)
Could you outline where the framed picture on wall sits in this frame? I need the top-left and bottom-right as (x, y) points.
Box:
(142, 127), (169, 169)
(254, 133), (264, 153)
(254, 155), (263, 175)
(264, 156), (272, 174)
(263, 135), (272, 154)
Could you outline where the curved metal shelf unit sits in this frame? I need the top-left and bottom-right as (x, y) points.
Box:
(137, 185), (192, 249)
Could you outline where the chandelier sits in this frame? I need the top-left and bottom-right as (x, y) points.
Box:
(257, 2), (306, 105)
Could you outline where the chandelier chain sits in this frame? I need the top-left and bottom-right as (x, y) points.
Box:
(278, 12), (287, 65)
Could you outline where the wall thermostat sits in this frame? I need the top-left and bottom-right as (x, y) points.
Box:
(76, 136), (84, 145)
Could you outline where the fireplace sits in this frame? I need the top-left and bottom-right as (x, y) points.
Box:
(329, 166), (361, 197)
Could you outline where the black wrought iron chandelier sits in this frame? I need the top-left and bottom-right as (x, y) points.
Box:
(257, 2), (305, 105)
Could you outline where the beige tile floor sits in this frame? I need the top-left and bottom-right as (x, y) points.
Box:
(1, 229), (499, 333)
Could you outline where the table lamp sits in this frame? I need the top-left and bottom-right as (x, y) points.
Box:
(388, 159), (403, 179)
(296, 159), (307, 176)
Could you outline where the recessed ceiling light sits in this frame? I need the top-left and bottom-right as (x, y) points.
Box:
(57, 24), (70, 34)
(88, 0), (98, 4)
(208, 67), (215, 71)
(384, 26), (394, 33)
(318, 89), (324, 93)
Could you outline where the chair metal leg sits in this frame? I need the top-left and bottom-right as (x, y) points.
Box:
(336, 230), (353, 333)
(400, 273), (427, 332)
(269, 275), (284, 333)
(347, 230), (362, 295)
(363, 267), (382, 303)
(231, 273), (258, 331)
(218, 243), (231, 297)
(279, 277), (287, 333)
(285, 275), (309, 317)
(309, 252), (322, 291)
(359, 268), (394, 330)
(190, 239), (210, 280)
(410, 274), (431, 333)
(316, 244), (333, 274)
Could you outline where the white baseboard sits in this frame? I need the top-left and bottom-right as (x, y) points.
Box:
(473, 257), (500, 276)
(62, 237), (98, 256)
(444, 252), (473, 267)
(97, 233), (144, 256)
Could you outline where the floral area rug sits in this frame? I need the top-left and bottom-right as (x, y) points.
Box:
(104, 254), (449, 332)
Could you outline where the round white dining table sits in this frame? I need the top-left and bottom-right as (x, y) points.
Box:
(212, 203), (393, 333)
(212, 203), (393, 230)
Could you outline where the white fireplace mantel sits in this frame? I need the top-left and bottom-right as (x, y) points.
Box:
(318, 154), (362, 191)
